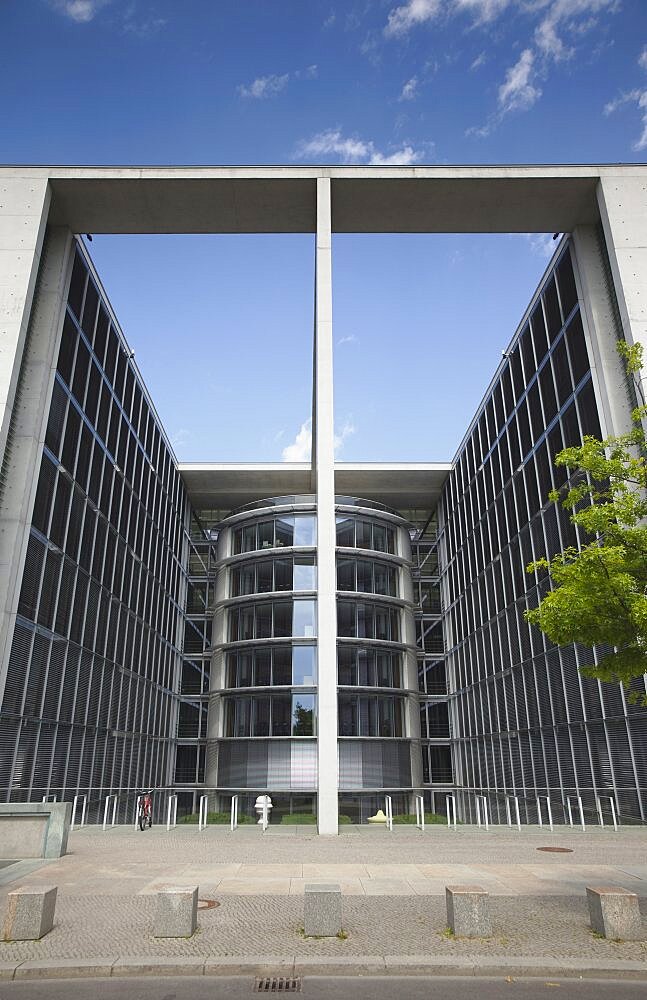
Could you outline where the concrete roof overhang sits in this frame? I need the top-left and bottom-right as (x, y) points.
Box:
(179, 463), (451, 513)
(9, 164), (643, 234)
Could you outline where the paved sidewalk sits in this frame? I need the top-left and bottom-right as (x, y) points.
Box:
(0, 825), (645, 976)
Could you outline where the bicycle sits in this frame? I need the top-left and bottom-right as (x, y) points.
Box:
(137, 792), (153, 831)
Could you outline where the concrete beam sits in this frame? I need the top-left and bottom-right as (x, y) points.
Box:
(0, 164), (641, 236)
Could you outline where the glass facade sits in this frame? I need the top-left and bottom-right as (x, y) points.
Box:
(439, 243), (647, 821)
(0, 245), (188, 803)
(206, 501), (318, 794)
(0, 228), (644, 826)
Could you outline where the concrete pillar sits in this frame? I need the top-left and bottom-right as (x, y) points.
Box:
(0, 220), (74, 705)
(446, 885), (491, 937)
(597, 175), (647, 417)
(586, 885), (642, 941)
(571, 224), (635, 438)
(314, 177), (338, 836)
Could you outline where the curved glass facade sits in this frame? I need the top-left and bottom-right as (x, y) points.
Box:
(207, 499), (318, 798)
(334, 503), (421, 804)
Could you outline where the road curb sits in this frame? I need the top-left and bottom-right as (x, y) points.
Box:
(1, 954), (647, 980)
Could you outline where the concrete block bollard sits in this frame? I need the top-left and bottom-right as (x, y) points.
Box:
(304, 883), (342, 937)
(154, 886), (198, 938)
(3, 885), (57, 941)
(586, 886), (642, 941)
(446, 885), (491, 938)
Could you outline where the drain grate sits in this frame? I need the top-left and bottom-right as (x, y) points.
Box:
(254, 976), (302, 993)
(537, 846), (573, 853)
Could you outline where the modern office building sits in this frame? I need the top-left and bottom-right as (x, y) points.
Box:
(0, 166), (645, 833)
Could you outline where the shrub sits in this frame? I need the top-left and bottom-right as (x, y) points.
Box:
(279, 812), (317, 824)
(391, 812), (448, 825)
(179, 810), (254, 825)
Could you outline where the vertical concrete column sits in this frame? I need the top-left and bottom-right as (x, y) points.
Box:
(314, 176), (338, 835)
(572, 224), (635, 438)
(0, 224), (74, 703)
(597, 175), (647, 417)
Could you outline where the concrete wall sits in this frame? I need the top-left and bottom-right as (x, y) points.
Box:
(0, 802), (71, 858)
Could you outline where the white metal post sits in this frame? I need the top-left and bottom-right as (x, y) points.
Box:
(71, 794), (87, 829)
(199, 794), (208, 832)
(261, 797), (268, 832)
(42, 794), (57, 802)
(446, 794), (457, 829)
(103, 793), (117, 831)
(229, 794), (238, 832)
(415, 794), (425, 832)
(536, 795), (554, 832)
(475, 794), (489, 831)
(385, 795), (393, 832)
(596, 795), (619, 832)
(505, 795), (521, 831)
(166, 793), (178, 831)
(566, 795), (586, 832)
(134, 795), (142, 830)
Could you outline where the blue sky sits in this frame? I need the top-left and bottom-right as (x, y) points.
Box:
(2, 1), (646, 463)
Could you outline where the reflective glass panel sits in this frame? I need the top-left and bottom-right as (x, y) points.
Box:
(272, 646), (292, 685)
(275, 516), (294, 547)
(274, 558), (292, 591)
(292, 694), (315, 735)
(293, 515), (316, 547)
(293, 599), (316, 637)
(256, 561), (273, 593)
(273, 601), (292, 637)
(255, 649), (271, 686)
(293, 558), (316, 591)
(293, 645), (317, 685)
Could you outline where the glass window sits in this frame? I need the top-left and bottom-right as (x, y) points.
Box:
(253, 697), (271, 736)
(275, 516), (293, 547)
(273, 600), (292, 637)
(293, 515), (316, 547)
(337, 559), (355, 591)
(256, 561), (273, 593)
(338, 647), (355, 685)
(293, 645), (316, 685)
(337, 601), (355, 637)
(258, 520), (274, 549)
(293, 557), (315, 591)
(293, 599), (316, 637)
(272, 647), (292, 685)
(238, 652), (253, 687)
(275, 557), (292, 591)
(292, 694), (315, 735)
(356, 560), (373, 593)
(272, 695), (292, 736)
(256, 602), (272, 639)
(255, 649), (271, 686)
(242, 524), (256, 552)
(356, 520), (372, 549)
(240, 605), (255, 641)
(336, 517), (354, 547)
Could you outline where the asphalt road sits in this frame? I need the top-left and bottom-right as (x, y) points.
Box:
(0, 977), (646, 1000)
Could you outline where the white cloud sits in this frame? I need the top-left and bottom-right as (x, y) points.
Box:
(282, 420), (312, 462)
(334, 420), (356, 455)
(323, 11), (336, 29)
(470, 51), (487, 70)
(498, 49), (542, 114)
(604, 88), (647, 151)
(52, 0), (110, 21)
(640, 46), (647, 71)
(338, 334), (359, 345)
(525, 233), (557, 258)
(399, 76), (419, 101)
(238, 73), (289, 99)
(533, 1), (619, 62)
(281, 417), (356, 461)
(295, 129), (424, 165)
(453, 0), (511, 24)
(384, 0), (441, 38)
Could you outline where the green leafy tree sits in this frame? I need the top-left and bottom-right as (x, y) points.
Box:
(524, 341), (647, 698)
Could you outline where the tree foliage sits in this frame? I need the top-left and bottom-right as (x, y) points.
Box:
(524, 341), (647, 697)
